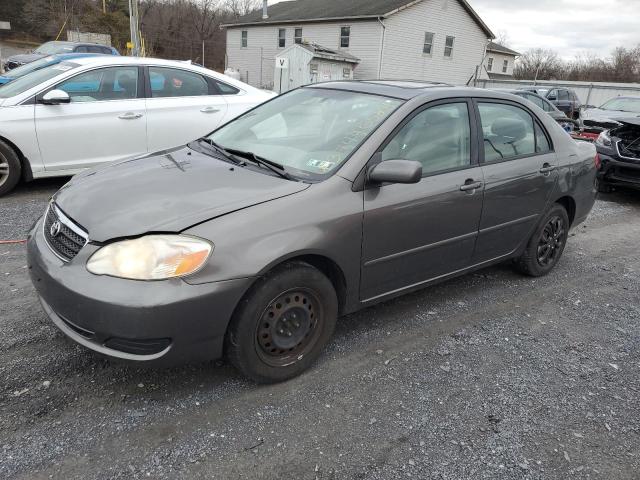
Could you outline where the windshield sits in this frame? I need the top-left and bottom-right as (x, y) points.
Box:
(3, 56), (56, 79)
(35, 42), (74, 55)
(208, 88), (402, 180)
(600, 97), (640, 113)
(0, 62), (79, 98)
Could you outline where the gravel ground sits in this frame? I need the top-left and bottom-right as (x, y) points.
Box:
(1, 179), (639, 480)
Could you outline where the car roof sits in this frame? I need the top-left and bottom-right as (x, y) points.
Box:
(68, 56), (210, 68)
(43, 40), (109, 47)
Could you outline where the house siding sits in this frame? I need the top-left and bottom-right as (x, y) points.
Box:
(379, 0), (488, 85)
(482, 51), (516, 77)
(226, 21), (382, 89)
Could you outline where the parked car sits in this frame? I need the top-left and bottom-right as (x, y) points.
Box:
(27, 81), (598, 383)
(2, 41), (119, 71)
(517, 86), (549, 97)
(594, 117), (640, 192)
(0, 53), (105, 85)
(544, 87), (582, 120)
(581, 96), (640, 134)
(0, 56), (276, 195)
(492, 88), (578, 131)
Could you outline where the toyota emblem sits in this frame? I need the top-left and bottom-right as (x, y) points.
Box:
(50, 221), (62, 237)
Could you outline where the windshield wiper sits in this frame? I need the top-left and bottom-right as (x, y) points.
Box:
(196, 138), (245, 166)
(223, 147), (295, 181)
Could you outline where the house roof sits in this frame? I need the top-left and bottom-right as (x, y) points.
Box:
(223, 0), (495, 38)
(486, 41), (520, 56)
(295, 42), (360, 63)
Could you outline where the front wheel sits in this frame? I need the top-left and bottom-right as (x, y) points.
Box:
(0, 140), (22, 197)
(515, 204), (570, 277)
(225, 262), (338, 383)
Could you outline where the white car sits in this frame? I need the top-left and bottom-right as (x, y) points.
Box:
(0, 56), (276, 195)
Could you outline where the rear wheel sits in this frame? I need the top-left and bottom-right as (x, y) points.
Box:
(515, 204), (569, 277)
(225, 262), (338, 383)
(0, 140), (21, 197)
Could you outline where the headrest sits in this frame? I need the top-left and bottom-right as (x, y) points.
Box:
(491, 118), (527, 141)
(118, 74), (136, 90)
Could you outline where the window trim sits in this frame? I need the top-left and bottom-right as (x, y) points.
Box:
(241, 30), (248, 48)
(278, 28), (286, 48)
(487, 57), (493, 71)
(423, 32), (434, 55)
(502, 59), (509, 73)
(369, 98), (480, 183)
(444, 36), (455, 58)
(472, 98), (555, 166)
(294, 27), (303, 44)
(340, 26), (351, 48)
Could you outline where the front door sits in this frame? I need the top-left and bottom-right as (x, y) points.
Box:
(145, 66), (228, 152)
(361, 100), (484, 302)
(35, 65), (147, 171)
(472, 100), (559, 263)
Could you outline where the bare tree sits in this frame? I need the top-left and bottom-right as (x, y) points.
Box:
(225, 0), (260, 18)
(494, 30), (510, 48)
(514, 48), (562, 80)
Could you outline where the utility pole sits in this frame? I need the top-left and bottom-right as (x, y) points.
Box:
(128, 0), (141, 56)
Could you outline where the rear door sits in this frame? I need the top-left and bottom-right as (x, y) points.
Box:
(144, 66), (228, 152)
(361, 99), (484, 302)
(35, 65), (147, 171)
(472, 99), (558, 263)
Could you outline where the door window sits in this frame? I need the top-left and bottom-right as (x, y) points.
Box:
(149, 67), (209, 98)
(56, 66), (139, 102)
(381, 102), (471, 175)
(558, 90), (569, 101)
(214, 80), (240, 95)
(522, 93), (544, 109)
(478, 102), (540, 162)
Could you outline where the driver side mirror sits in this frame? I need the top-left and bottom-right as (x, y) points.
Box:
(40, 89), (71, 105)
(368, 159), (422, 185)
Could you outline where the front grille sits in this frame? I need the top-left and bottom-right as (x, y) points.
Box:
(43, 204), (88, 261)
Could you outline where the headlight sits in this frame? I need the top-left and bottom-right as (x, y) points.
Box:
(87, 235), (213, 280)
(595, 131), (612, 147)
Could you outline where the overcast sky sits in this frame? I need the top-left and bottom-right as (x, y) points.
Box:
(268, 0), (639, 60)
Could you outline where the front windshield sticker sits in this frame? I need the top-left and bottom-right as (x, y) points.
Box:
(307, 159), (336, 172)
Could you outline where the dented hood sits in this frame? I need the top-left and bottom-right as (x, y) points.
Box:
(53, 146), (310, 242)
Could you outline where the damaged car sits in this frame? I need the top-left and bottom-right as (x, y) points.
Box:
(595, 117), (640, 192)
(581, 96), (640, 134)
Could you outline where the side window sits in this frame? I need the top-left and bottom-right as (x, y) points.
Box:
(241, 30), (248, 48)
(535, 122), (552, 153)
(423, 32), (434, 54)
(214, 80), (240, 95)
(478, 103), (538, 162)
(294, 28), (303, 44)
(149, 67), (209, 98)
(525, 93), (545, 110)
(487, 57), (493, 71)
(547, 89), (557, 101)
(278, 28), (286, 48)
(542, 99), (555, 112)
(74, 46), (88, 53)
(558, 90), (569, 101)
(56, 66), (138, 102)
(444, 36), (455, 57)
(340, 26), (350, 48)
(381, 102), (471, 176)
(502, 59), (508, 72)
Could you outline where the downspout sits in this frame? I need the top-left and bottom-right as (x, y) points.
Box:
(377, 17), (386, 79)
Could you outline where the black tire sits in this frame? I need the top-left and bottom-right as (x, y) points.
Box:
(225, 261), (338, 383)
(597, 181), (613, 194)
(0, 140), (22, 197)
(515, 204), (570, 277)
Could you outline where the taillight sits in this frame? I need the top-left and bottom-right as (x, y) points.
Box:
(594, 153), (601, 170)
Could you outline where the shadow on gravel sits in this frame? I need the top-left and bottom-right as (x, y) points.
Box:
(597, 187), (640, 206)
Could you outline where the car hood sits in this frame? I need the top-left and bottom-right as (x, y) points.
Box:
(53, 145), (310, 242)
(583, 107), (640, 124)
(6, 53), (45, 65)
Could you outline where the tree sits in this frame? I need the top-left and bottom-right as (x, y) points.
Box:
(514, 48), (562, 80)
(225, 0), (261, 18)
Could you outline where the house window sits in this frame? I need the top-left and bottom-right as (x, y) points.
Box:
(444, 36), (455, 57)
(340, 26), (350, 48)
(295, 28), (303, 44)
(241, 30), (247, 48)
(487, 57), (493, 71)
(278, 29), (286, 48)
(423, 32), (434, 54)
(502, 59), (509, 73)
(343, 67), (351, 79)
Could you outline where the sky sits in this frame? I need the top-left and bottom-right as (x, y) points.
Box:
(268, 0), (640, 60)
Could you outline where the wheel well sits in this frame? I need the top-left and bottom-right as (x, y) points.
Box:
(556, 196), (576, 226)
(274, 255), (348, 315)
(0, 135), (31, 181)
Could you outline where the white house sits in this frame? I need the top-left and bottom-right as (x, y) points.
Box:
(223, 0), (495, 89)
(481, 41), (521, 79)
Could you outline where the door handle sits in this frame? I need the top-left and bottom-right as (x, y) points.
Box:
(200, 107), (221, 114)
(540, 164), (556, 175)
(460, 180), (483, 192)
(118, 112), (143, 120)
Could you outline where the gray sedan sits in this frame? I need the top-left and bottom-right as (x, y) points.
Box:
(27, 81), (598, 383)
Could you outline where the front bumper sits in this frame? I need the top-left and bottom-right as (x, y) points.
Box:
(596, 151), (640, 190)
(27, 218), (253, 365)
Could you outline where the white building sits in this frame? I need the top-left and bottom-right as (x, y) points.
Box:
(481, 41), (521, 80)
(223, 0), (495, 89)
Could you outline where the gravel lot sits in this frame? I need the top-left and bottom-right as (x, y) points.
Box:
(1, 179), (639, 479)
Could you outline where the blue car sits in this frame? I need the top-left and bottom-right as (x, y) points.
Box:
(0, 53), (106, 85)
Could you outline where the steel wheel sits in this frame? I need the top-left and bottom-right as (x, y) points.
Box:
(255, 288), (324, 368)
(537, 215), (565, 267)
